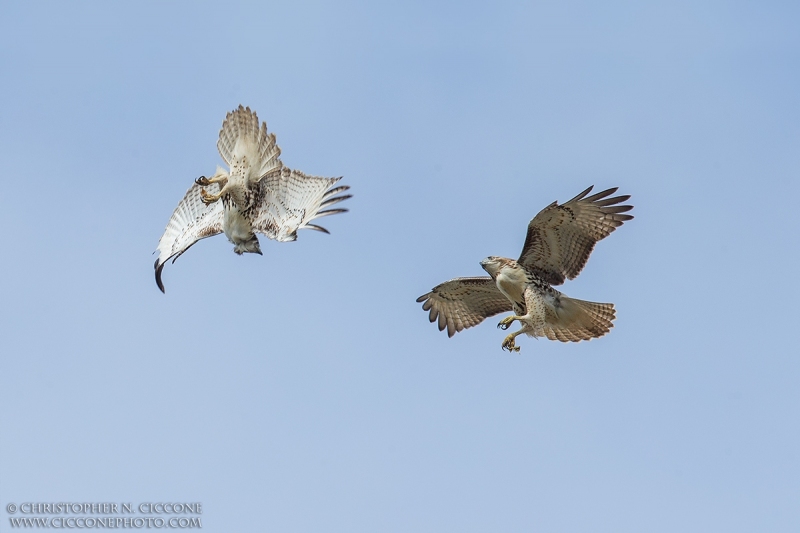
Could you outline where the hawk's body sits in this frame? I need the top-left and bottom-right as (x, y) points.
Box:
(417, 186), (633, 351)
(154, 106), (351, 292)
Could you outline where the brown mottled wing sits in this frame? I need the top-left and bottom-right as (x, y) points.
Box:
(518, 186), (633, 285)
(416, 277), (513, 337)
(252, 167), (351, 242)
(154, 183), (224, 293)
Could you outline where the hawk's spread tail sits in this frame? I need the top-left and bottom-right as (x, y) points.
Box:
(541, 295), (616, 342)
(217, 105), (282, 180)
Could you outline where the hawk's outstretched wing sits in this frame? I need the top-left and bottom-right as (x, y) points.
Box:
(154, 183), (224, 293)
(217, 105), (282, 180)
(416, 277), (514, 337)
(252, 167), (351, 242)
(518, 186), (633, 286)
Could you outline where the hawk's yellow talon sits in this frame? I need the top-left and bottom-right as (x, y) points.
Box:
(200, 188), (220, 205)
(502, 334), (521, 352)
(497, 316), (518, 330)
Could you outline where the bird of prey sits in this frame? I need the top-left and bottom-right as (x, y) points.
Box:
(416, 186), (633, 352)
(154, 105), (351, 292)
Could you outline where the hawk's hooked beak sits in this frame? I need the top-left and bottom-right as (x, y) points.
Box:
(480, 257), (498, 278)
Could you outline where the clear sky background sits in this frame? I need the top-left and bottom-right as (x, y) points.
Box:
(1, 1), (799, 531)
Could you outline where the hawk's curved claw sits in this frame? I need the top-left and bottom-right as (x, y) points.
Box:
(497, 316), (517, 330)
(195, 176), (210, 186)
(199, 188), (218, 205)
(501, 334), (521, 353)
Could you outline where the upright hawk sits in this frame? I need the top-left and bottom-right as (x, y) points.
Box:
(416, 186), (633, 351)
(154, 105), (351, 292)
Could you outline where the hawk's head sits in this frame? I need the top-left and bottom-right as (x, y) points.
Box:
(479, 256), (503, 279)
(480, 256), (519, 280)
(233, 235), (263, 255)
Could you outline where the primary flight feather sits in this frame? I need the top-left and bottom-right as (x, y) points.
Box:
(154, 105), (351, 292)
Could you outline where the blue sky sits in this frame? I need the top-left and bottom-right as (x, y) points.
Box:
(1, 1), (799, 531)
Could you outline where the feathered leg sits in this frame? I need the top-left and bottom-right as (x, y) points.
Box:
(500, 286), (546, 352)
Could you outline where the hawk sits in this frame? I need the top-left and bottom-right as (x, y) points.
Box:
(154, 105), (351, 292)
(416, 186), (633, 352)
